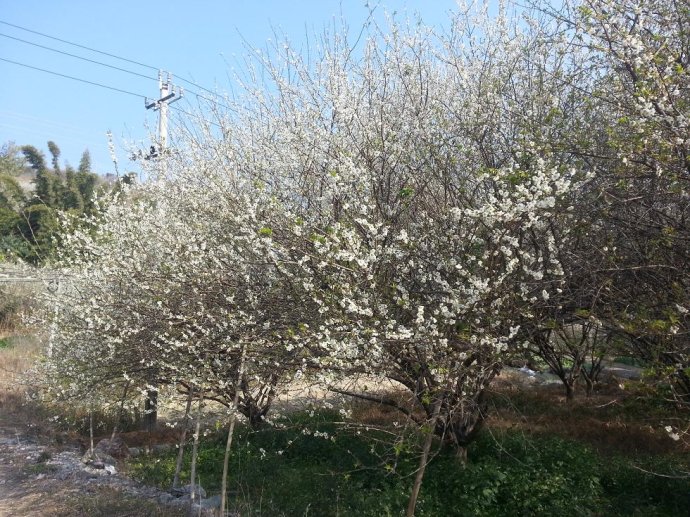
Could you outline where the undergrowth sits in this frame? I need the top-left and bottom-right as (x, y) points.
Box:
(128, 410), (690, 516)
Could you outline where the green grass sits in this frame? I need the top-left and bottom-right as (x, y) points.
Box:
(128, 410), (690, 516)
(0, 337), (11, 349)
(59, 487), (187, 517)
(612, 356), (648, 368)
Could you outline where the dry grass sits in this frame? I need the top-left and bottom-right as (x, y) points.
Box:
(0, 333), (42, 388)
(0, 334), (51, 437)
(0, 281), (37, 332)
(348, 389), (423, 427)
(330, 374), (689, 459)
(488, 381), (689, 456)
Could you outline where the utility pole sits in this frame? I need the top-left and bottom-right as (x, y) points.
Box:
(142, 77), (181, 429)
(145, 70), (183, 158)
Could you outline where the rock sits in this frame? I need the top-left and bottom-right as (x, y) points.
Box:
(200, 494), (222, 509)
(167, 497), (191, 508)
(158, 493), (175, 504)
(518, 366), (537, 376)
(104, 464), (117, 475)
(128, 447), (142, 457)
(94, 437), (130, 459)
(81, 450), (116, 466)
(171, 483), (206, 499)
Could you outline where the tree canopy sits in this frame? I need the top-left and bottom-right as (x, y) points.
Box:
(36, 1), (690, 505)
(0, 141), (103, 263)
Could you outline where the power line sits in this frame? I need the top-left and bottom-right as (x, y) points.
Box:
(0, 55), (230, 125)
(0, 56), (147, 99)
(0, 19), (234, 113)
(170, 105), (222, 128)
(0, 32), (158, 82)
(175, 76), (221, 98)
(184, 90), (235, 113)
(0, 19), (158, 71)
(170, 105), (222, 127)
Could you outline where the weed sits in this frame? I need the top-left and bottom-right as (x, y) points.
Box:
(58, 486), (186, 517)
(128, 410), (690, 516)
(36, 450), (52, 462)
(613, 356), (648, 368)
(24, 463), (59, 476)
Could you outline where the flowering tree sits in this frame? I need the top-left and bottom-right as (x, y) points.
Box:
(36, 8), (689, 516)
(162, 3), (601, 463)
(550, 0), (690, 405)
(39, 180), (312, 429)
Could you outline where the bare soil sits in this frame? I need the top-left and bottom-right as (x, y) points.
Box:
(0, 332), (186, 517)
(0, 392), (188, 517)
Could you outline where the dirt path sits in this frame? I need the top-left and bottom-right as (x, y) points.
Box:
(0, 409), (188, 517)
(0, 417), (81, 516)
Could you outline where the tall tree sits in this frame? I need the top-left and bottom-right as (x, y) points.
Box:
(63, 165), (84, 211)
(78, 149), (91, 174)
(21, 145), (47, 173)
(0, 143), (26, 177)
(22, 145), (59, 206)
(47, 141), (61, 173)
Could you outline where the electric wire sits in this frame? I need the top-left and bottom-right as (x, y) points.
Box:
(0, 19), (158, 71)
(175, 76), (221, 97)
(0, 21), (234, 112)
(0, 32), (158, 82)
(0, 55), (226, 131)
(0, 20), (236, 125)
(0, 57), (147, 99)
(170, 105), (222, 128)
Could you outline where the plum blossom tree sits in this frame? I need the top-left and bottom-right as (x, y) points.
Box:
(553, 0), (690, 406)
(36, 1), (690, 513)
(163, 3), (597, 462)
(39, 179), (312, 430)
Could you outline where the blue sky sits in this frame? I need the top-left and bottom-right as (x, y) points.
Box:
(0, 0), (458, 175)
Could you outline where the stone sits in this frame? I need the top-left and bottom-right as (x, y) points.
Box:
(185, 483), (207, 499)
(200, 494), (222, 509)
(171, 483), (206, 499)
(94, 437), (130, 459)
(81, 449), (116, 466)
(158, 493), (175, 504)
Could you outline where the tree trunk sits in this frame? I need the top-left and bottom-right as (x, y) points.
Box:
(406, 397), (443, 517)
(111, 381), (131, 441)
(221, 344), (247, 516)
(172, 388), (194, 490)
(89, 411), (94, 458)
(188, 390), (204, 516)
(565, 382), (575, 401)
(436, 390), (487, 457)
(584, 376), (594, 397)
(455, 445), (468, 465)
(144, 387), (158, 433)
